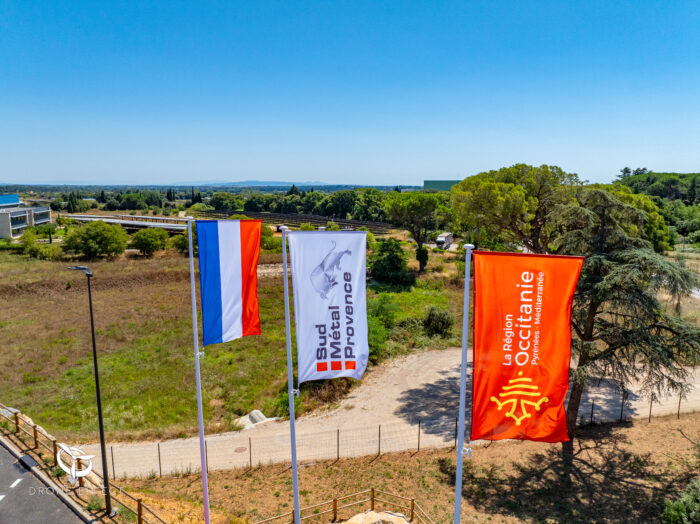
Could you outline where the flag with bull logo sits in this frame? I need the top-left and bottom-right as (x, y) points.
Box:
(288, 231), (369, 384)
(471, 251), (584, 442)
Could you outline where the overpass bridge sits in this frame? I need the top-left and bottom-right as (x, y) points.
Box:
(61, 214), (188, 233)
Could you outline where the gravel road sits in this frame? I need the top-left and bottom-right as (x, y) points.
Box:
(82, 348), (700, 478)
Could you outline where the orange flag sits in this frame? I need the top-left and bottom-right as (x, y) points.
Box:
(470, 251), (584, 442)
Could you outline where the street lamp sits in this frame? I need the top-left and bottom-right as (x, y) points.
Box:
(67, 266), (113, 516)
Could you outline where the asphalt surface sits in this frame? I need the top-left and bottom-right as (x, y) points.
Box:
(0, 444), (83, 524)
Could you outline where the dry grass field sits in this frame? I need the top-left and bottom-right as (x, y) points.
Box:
(0, 245), (465, 443)
(121, 412), (700, 523)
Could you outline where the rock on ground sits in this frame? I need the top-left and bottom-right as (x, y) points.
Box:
(342, 510), (409, 523)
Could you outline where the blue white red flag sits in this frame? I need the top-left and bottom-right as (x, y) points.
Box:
(196, 220), (262, 345)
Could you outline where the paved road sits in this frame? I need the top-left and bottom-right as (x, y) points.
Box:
(0, 444), (83, 524)
(82, 348), (700, 478)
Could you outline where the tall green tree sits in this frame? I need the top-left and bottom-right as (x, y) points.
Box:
(554, 188), (699, 437)
(451, 164), (581, 254)
(384, 191), (444, 271)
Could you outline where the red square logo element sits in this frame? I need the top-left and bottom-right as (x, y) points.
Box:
(345, 361), (356, 370)
(330, 361), (342, 371)
(316, 362), (328, 372)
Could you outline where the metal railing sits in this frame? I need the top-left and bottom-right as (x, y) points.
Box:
(0, 402), (165, 524)
(255, 487), (434, 523)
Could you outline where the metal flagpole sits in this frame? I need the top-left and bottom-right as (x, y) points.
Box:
(187, 217), (211, 524)
(454, 244), (474, 524)
(281, 226), (301, 523)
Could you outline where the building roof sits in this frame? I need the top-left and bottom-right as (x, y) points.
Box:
(423, 180), (461, 191)
(0, 194), (20, 207)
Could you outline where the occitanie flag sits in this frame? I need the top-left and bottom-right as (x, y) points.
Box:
(470, 251), (583, 442)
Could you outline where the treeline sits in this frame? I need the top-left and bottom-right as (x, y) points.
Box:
(618, 170), (700, 243)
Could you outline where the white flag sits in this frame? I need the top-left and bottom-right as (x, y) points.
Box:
(288, 231), (369, 384)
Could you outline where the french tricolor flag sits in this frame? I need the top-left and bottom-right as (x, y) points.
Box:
(196, 220), (262, 345)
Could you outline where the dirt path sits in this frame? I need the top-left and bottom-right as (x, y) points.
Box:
(82, 348), (700, 478)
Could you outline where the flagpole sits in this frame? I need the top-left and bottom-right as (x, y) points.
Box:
(281, 226), (301, 523)
(187, 217), (211, 524)
(454, 243), (474, 524)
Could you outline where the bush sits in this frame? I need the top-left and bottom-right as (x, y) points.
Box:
(325, 221), (340, 231)
(423, 307), (454, 337)
(416, 245), (429, 270)
(63, 221), (128, 258)
(368, 238), (415, 286)
(368, 293), (399, 328)
(131, 228), (169, 256)
(367, 315), (388, 364)
(261, 226), (282, 251)
(171, 233), (190, 254)
(300, 222), (315, 231)
(357, 226), (376, 250)
(662, 479), (700, 523)
(272, 390), (302, 417)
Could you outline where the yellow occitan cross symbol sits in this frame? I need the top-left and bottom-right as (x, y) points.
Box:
(490, 371), (549, 426)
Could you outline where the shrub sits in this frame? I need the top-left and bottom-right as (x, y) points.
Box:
(662, 479), (700, 523)
(325, 221), (340, 231)
(131, 228), (169, 256)
(299, 222), (315, 231)
(261, 226), (282, 251)
(171, 233), (190, 254)
(368, 238), (415, 286)
(85, 495), (103, 511)
(368, 293), (399, 328)
(416, 245), (429, 270)
(357, 226), (376, 250)
(423, 307), (454, 337)
(272, 390), (302, 417)
(367, 315), (388, 364)
(63, 221), (128, 258)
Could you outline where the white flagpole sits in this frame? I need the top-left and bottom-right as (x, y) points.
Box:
(454, 243), (474, 524)
(187, 217), (211, 524)
(281, 226), (301, 523)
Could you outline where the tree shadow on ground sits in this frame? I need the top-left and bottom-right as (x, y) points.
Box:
(436, 423), (694, 523)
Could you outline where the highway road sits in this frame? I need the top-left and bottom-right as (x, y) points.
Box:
(0, 444), (83, 524)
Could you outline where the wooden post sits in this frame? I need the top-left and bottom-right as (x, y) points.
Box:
(332, 497), (338, 521)
(410, 499), (415, 521)
(678, 394), (682, 419)
(52, 439), (58, 465)
(249, 437), (252, 469)
(137, 498), (143, 524)
(454, 417), (458, 448)
(648, 398), (653, 423)
(378, 425), (381, 456)
(157, 442), (162, 478)
(371, 488), (375, 511)
(590, 399), (595, 424)
(205, 439), (209, 475)
(337, 429), (340, 461)
(14, 412), (20, 434)
(417, 420), (421, 452)
(32, 424), (38, 450)
(619, 390), (625, 422)
(77, 458), (85, 488)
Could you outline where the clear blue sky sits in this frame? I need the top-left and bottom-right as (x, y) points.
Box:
(1, 1), (699, 186)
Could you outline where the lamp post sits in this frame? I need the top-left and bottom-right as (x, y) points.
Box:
(68, 266), (113, 516)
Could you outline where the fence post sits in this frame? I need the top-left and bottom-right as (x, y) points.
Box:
(371, 488), (375, 511)
(337, 429), (340, 461)
(157, 442), (162, 478)
(417, 420), (421, 453)
(619, 390), (625, 422)
(410, 499), (415, 521)
(77, 458), (84, 488)
(13, 412), (20, 435)
(32, 424), (38, 450)
(648, 398), (653, 423)
(678, 394), (682, 419)
(454, 417), (458, 448)
(52, 439), (58, 465)
(111, 446), (115, 480)
(205, 439), (209, 475)
(137, 498), (143, 524)
(333, 497), (338, 521)
(590, 399), (595, 424)
(249, 437), (252, 469)
(378, 425), (381, 456)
